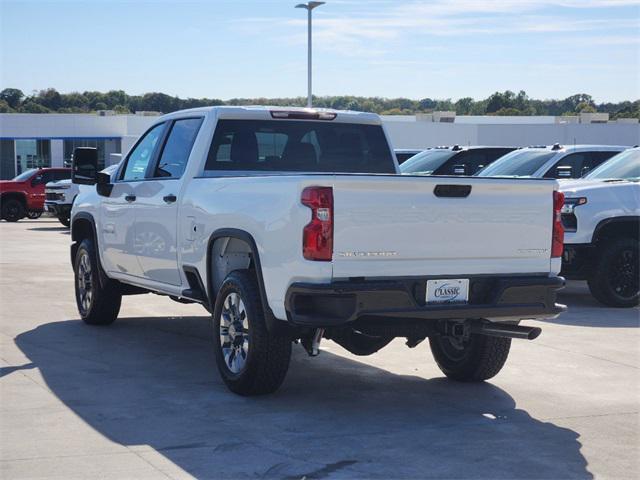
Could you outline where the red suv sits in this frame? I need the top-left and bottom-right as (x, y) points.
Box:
(0, 168), (71, 222)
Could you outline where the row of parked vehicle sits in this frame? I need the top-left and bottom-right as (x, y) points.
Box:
(1, 106), (637, 396)
(1, 141), (638, 311)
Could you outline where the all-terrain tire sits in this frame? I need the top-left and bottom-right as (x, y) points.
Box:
(1, 199), (25, 222)
(74, 238), (122, 325)
(587, 237), (639, 308)
(429, 332), (511, 382)
(212, 270), (291, 396)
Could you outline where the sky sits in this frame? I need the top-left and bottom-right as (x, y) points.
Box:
(1, 0), (639, 102)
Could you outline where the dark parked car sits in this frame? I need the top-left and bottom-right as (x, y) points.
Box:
(400, 146), (516, 176)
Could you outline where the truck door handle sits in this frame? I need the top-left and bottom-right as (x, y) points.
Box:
(434, 185), (472, 198)
(163, 194), (177, 204)
(125, 194), (136, 203)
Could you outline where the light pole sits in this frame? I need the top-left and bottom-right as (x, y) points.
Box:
(295, 1), (325, 108)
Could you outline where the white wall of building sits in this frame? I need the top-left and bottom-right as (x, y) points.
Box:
(50, 140), (64, 167)
(383, 119), (640, 149)
(1, 112), (638, 157)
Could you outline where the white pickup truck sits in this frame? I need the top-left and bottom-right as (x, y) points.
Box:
(560, 147), (639, 307)
(45, 179), (80, 227)
(70, 106), (566, 396)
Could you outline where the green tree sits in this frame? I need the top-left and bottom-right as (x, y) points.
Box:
(0, 88), (24, 109)
(20, 102), (51, 113)
(0, 99), (14, 113)
(576, 102), (596, 113)
(36, 88), (63, 110)
(454, 97), (474, 115)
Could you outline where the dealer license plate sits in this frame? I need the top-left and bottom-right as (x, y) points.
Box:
(426, 279), (469, 304)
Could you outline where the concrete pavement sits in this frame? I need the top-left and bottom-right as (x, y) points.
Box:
(1, 219), (638, 479)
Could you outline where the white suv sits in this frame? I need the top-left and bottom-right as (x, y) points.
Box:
(560, 147), (639, 307)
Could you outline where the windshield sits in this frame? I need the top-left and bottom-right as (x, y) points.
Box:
(399, 150), (456, 174)
(476, 150), (556, 177)
(12, 169), (37, 182)
(585, 149), (640, 180)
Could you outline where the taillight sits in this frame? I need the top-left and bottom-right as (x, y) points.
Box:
(301, 186), (333, 261)
(552, 190), (565, 258)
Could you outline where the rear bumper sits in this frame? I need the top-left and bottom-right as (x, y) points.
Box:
(285, 275), (566, 327)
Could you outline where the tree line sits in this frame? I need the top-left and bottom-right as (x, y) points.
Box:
(0, 87), (638, 119)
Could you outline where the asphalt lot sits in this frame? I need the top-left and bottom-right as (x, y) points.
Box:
(0, 218), (638, 479)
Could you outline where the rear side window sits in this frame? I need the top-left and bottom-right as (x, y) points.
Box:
(545, 153), (588, 178)
(205, 120), (395, 174)
(436, 150), (487, 175)
(154, 118), (203, 178)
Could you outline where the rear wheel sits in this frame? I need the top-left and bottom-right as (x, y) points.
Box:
(1, 199), (25, 222)
(429, 331), (511, 382)
(212, 270), (291, 395)
(74, 238), (122, 325)
(27, 211), (42, 219)
(588, 237), (639, 307)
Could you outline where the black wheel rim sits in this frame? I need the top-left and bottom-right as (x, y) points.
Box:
(609, 247), (639, 300)
(436, 335), (470, 362)
(6, 204), (20, 220)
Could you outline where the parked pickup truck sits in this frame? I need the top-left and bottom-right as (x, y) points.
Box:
(0, 167), (71, 221)
(560, 147), (639, 307)
(45, 179), (80, 227)
(70, 106), (566, 396)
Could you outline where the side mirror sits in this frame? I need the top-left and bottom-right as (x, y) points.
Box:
(453, 164), (468, 175)
(96, 171), (114, 197)
(31, 174), (44, 187)
(72, 147), (98, 185)
(556, 165), (573, 178)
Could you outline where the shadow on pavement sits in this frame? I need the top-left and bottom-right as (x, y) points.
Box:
(27, 226), (69, 232)
(14, 316), (592, 479)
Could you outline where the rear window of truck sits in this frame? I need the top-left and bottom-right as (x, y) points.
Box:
(205, 120), (395, 174)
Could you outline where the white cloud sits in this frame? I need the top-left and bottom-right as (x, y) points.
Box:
(231, 0), (640, 58)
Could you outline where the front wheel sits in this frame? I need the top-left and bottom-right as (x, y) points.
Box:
(58, 215), (70, 227)
(1, 199), (25, 222)
(212, 270), (291, 396)
(429, 331), (511, 382)
(74, 238), (122, 325)
(27, 211), (43, 219)
(588, 237), (639, 308)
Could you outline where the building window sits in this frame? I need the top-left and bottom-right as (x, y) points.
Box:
(63, 138), (121, 169)
(15, 139), (51, 175)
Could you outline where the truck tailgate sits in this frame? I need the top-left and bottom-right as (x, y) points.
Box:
(332, 175), (556, 278)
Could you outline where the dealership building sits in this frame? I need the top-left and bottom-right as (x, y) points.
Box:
(0, 111), (638, 179)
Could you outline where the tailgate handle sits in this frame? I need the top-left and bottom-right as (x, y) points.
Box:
(434, 185), (471, 198)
